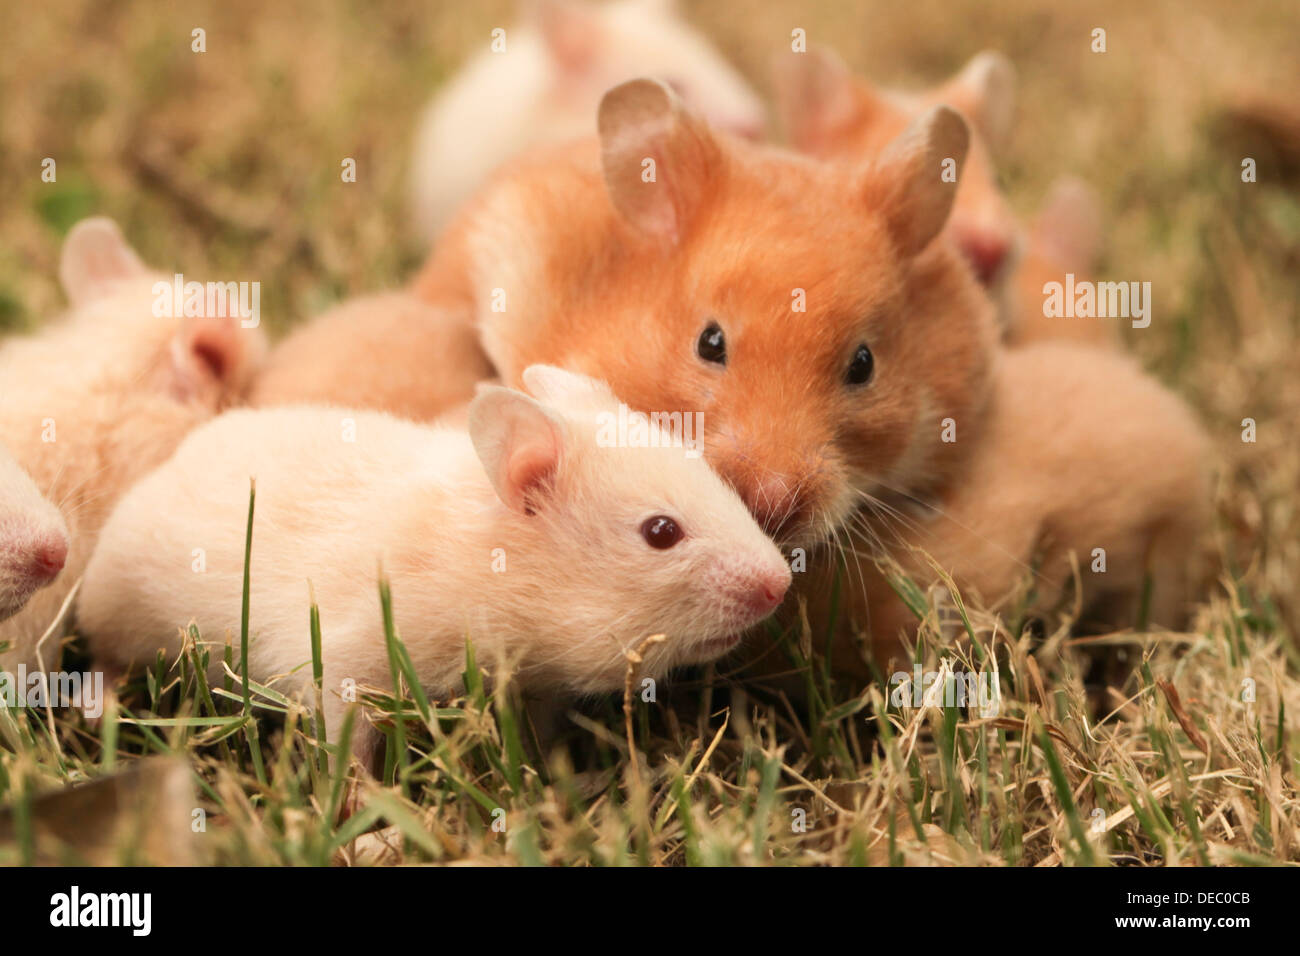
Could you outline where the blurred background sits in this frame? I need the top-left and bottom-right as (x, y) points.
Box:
(1, 0), (1297, 639)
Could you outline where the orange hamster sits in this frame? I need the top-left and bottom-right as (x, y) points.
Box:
(247, 292), (494, 422)
(774, 48), (1020, 311)
(1008, 176), (1113, 348)
(414, 78), (1000, 552)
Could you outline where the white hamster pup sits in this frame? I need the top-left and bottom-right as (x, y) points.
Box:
(409, 0), (764, 240)
(77, 365), (790, 765)
(0, 217), (264, 669)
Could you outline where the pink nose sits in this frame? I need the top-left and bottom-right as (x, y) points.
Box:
(743, 566), (791, 616)
(27, 535), (67, 585)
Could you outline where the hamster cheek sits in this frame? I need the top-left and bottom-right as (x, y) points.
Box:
(841, 390), (926, 480)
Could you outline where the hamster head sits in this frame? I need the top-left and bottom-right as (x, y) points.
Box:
(54, 217), (266, 413)
(0, 443), (69, 622)
(468, 364), (791, 693)
(774, 46), (1021, 288)
(500, 79), (996, 550)
(529, 0), (764, 139)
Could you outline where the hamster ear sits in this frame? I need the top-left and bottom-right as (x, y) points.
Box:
(772, 45), (871, 151)
(1032, 176), (1103, 274)
(469, 387), (566, 515)
(530, 0), (603, 75)
(59, 218), (149, 307)
(521, 364), (611, 404)
(168, 313), (266, 406)
(938, 51), (1016, 152)
(863, 105), (969, 257)
(598, 78), (721, 244)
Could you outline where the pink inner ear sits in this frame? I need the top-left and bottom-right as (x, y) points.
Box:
(950, 218), (1013, 285)
(599, 79), (722, 246)
(602, 123), (698, 244)
(637, 149), (682, 241)
(772, 46), (863, 151)
(193, 337), (228, 381)
(169, 317), (242, 403)
(187, 319), (237, 383)
(62, 233), (146, 305)
(504, 435), (559, 515)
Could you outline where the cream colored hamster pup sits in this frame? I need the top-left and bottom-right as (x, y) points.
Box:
(409, 0), (764, 239)
(0, 217), (264, 669)
(77, 366), (790, 765)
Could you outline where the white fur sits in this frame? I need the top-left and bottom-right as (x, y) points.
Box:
(409, 0), (763, 239)
(77, 367), (789, 765)
(0, 218), (264, 669)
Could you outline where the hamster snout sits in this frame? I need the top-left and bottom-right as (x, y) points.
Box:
(741, 564), (792, 616)
(25, 534), (68, 582)
(709, 552), (792, 623)
(0, 442), (71, 621)
(0, 520), (70, 619)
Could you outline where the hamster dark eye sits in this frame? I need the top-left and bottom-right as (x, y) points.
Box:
(696, 322), (726, 365)
(845, 343), (874, 386)
(641, 515), (683, 549)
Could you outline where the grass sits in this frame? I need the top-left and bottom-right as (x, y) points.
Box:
(0, 0), (1297, 864)
(2, 528), (1295, 865)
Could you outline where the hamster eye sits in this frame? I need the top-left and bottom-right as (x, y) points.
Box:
(696, 322), (726, 365)
(845, 343), (874, 387)
(641, 515), (683, 549)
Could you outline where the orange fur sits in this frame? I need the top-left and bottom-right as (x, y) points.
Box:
(797, 341), (1211, 679)
(772, 46), (1114, 348)
(1007, 176), (1114, 347)
(248, 292), (494, 421)
(406, 78), (1204, 678)
(414, 80), (1000, 549)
